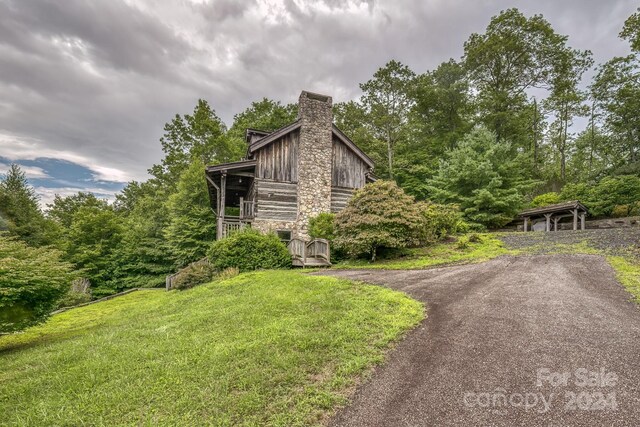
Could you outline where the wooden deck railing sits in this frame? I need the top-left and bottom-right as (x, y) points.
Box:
(219, 217), (250, 239)
(287, 238), (330, 266)
(287, 238), (306, 264)
(240, 200), (255, 219)
(306, 239), (330, 263)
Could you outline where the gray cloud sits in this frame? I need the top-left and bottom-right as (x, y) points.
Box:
(0, 0), (637, 190)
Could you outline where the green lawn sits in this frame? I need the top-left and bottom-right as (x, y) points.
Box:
(0, 271), (423, 426)
(334, 234), (512, 270)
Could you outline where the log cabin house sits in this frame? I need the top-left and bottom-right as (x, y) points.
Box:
(204, 91), (375, 264)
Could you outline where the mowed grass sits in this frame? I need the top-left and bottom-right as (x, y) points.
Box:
(607, 256), (640, 303)
(334, 234), (512, 270)
(0, 271), (423, 426)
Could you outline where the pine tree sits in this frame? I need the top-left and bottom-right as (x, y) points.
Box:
(0, 164), (47, 245)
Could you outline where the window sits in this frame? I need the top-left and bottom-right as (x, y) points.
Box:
(276, 230), (292, 243)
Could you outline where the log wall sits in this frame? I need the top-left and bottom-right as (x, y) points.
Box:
(330, 187), (354, 213)
(255, 180), (298, 221)
(332, 136), (368, 189)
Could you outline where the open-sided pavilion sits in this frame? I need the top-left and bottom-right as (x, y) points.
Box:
(519, 201), (588, 232)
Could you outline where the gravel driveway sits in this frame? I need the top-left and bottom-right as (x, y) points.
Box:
(316, 255), (640, 426)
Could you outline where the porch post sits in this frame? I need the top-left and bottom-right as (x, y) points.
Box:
(239, 197), (244, 219)
(553, 217), (560, 232)
(580, 212), (586, 230)
(573, 208), (578, 231)
(544, 213), (552, 232)
(523, 217), (529, 232)
(219, 172), (227, 238)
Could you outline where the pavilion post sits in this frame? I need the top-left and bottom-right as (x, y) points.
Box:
(573, 208), (578, 231)
(580, 212), (586, 230)
(544, 213), (552, 232)
(553, 217), (560, 232)
(523, 217), (529, 232)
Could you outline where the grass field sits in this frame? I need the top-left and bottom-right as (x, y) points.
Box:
(334, 234), (512, 270)
(0, 271), (423, 426)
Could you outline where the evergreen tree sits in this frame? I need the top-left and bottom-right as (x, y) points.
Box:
(426, 128), (538, 228)
(164, 160), (217, 267)
(0, 164), (48, 245)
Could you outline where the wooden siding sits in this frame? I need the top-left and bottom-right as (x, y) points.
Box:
(332, 136), (368, 188)
(255, 130), (299, 182)
(331, 187), (354, 213)
(255, 180), (298, 220)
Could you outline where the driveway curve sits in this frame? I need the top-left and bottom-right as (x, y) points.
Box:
(316, 255), (640, 426)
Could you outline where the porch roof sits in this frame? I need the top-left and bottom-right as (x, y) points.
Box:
(519, 200), (588, 217)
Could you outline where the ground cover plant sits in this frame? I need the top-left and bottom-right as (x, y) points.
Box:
(0, 270), (423, 426)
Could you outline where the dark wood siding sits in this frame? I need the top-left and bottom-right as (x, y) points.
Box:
(255, 130), (299, 182)
(331, 187), (354, 213)
(332, 136), (368, 188)
(255, 180), (297, 220)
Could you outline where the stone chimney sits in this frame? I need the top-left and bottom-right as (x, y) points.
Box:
(296, 91), (333, 239)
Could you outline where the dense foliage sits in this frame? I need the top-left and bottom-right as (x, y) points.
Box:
(530, 192), (562, 208)
(561, 175), (640, 218)
(426, 128), (537, 228)
(308, 213), (336, 241)
(170, 260), (216, 290)
(334, 181), (424, 261)
(0, 235), (75, 332)
(419, 202), (463, 242)
(208, 229), (291, 272)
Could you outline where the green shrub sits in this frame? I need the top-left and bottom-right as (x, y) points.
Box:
(217, 267), (240, 281)
(418, 202), (461, 243)
(334, 181), (423, 261)
(0, 235), (75, 332)
(456, 236), (470, 250)
(308, 213), (335, 241)
(171, 260), (216, 290)
(208, 229), (291, 272)
(561, 175), (640, 218)
(468, 233), (482, 243)
(612, 205), (630, 218)
(531, 192), (561, 208)
(57, 278), (92, 308)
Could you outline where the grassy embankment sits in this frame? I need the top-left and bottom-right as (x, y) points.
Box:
(0, 271), (423, 426)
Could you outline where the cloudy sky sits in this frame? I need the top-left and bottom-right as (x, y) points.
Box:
(0, 0), (636, 207)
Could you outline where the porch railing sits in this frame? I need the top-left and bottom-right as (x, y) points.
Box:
(240, 199), (255, 219)
(287, 238), (330, 266)
(219, 217), (250, 239)
(306, 239), (330, 263)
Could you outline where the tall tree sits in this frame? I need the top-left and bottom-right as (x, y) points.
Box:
(63, 204), (123, 289)
(620, 8), (640, 53)
(358, 60), (416, 179)
(227, 98), (297, 143)
(148, 99), (239, 189)
(543, 46), (593, 181)
(398, 59), (474, 198)
(0, 164), (48, 245)
(164, 160), (217, 267)
(463, 8), (566, 147)
(426, 128), (538, 228)
(591, 23), (640, 167)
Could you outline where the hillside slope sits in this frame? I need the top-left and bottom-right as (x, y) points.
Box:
(0, 271), (423, 426)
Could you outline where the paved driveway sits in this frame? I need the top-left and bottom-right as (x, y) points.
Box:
(316, 255), (640, 426)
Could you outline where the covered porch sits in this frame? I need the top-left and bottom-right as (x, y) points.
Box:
(205, 160), (256, 239)
(519, 201), (588, 232)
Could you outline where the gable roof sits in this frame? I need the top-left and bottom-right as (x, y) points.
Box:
(331, 124), (374, 168)
(519, 200), (588, 217)
(246, 120), (374, 168)
(248, 120), (301, 153)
